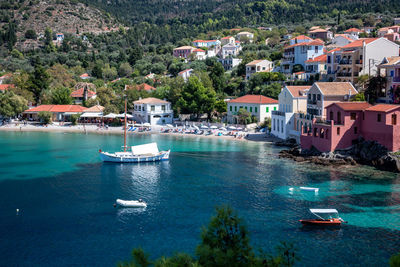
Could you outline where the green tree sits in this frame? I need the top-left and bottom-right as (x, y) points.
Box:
(92, 62), (103, 79)
(102, 64), (118, 81)
(196, 205), (254, 266)
(28, 64), (50, 104)
(25, 29), (37, 39)
(51, 87), (72, 104)
(390, 251), (400, 267)
(237, 108), (252, 125)
(0, 91), (28, 118)
(351, 93), (366, 102)
(207, 59), (226, 93)
(70, 114), (80, 125)
(119, 62), (133, 77)
(177, 76), (216, 119)
(38, 111), (52, 124)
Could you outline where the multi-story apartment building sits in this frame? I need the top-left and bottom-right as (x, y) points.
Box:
(270, 86), (309, 140)
(192, 40), (221, 48)
(132, 97), (173, 125)
(245, 60), (273, 80)
(221, 36), (235, 46)
(326, 38), (399, 83)
(173, 46), (196, 59)
(377, 56), (400, 104)
(218, 58), (242, 71)
(282, 36), (325, 74)
(220, 43), (242, 59)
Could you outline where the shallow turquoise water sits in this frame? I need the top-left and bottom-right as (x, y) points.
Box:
(0, 131), (399, 266)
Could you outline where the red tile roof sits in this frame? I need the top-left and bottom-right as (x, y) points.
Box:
(341, 38), (378, 49)
(344, 28), (361, 33)
(178, 69), (192, 75)
(285, 86), (310, 98)
(222, 36), (232, 39)
(365, 104), (400, 112)
(305, 54), (327, 63)
(194, 48), (205, 52)
(70, 88), (96, 98)
(285, 39), (324, 49)
(24, 105), (86, 113)
(127, 83), (156, 91)
(134, 97), (169, 104)
(290, 35), (313, 41)
(0, 73), (12, 79)
(327, 102), (371, 111)
(80, 73), (90, 78)
(229, 95), (278, 104)
(0, 84), (15, 91)
(334, 34), (354, 42)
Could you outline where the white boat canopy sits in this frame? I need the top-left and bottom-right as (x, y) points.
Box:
(166, 124), (174, 128)
(131, 142), (159, 155)
(310, 209), (338, 214)
(210, 126), (218, 129)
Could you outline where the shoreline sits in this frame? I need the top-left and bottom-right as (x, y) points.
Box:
(0, 124), (280, 143)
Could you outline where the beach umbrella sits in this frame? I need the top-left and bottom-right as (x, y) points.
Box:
(117, 113), (133, 118)
(236, 127), (243, 131)
(210, 126), (218, 129)
(166, 124), (174, 128)
(219, 127), (227, 131)
(227, 126), (236, 130)
(193, 125), (200, 130)
(201, 125), (209, 129)
(143, 123), (151, 127)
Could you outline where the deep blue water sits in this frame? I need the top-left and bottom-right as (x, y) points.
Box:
(0, 131), (399, 266)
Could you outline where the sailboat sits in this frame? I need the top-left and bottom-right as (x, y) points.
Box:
(99, 93), (170, 163)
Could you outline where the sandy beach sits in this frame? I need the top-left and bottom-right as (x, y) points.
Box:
(0, 123), (280, 143)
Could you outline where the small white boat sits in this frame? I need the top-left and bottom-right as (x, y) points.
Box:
(116, 199), (147, 208)
(100, 142), (170, 163)
(300, 187), (319, 192)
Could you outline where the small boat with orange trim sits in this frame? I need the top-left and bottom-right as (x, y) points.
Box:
(300, 209), (346, 226)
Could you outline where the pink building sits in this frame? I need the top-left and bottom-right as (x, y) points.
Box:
(173, 46), (195, 59)
(301, 102), (400, 152)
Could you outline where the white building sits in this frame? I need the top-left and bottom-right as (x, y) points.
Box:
(220, 43), (242, 59)
(178, 69), (193, 81)
(218, 58), (242, 71)
(236, 31), (254, 42)
(245, 59), (273, 80)
(270, 86), (310, 140)
(132, 97), (173, 125)
(221, 36), (235, 46)
(193, 49), (206, 60)
(227, 95), (278, 124)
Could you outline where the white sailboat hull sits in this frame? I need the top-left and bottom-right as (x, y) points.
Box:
(100, 150), (170, 163)
(116, 199), (147, 208)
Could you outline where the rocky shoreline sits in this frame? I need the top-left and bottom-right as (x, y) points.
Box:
(278, 138), (400, 173)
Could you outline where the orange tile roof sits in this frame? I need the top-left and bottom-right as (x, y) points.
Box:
(127, 83), (156, 91)
(178, 69), (192, 75)
(341, 38), (378, 49)
(309, 28), (328, 33)
(80, 73), (90, 78)
(246, 59), (270, 65)
(365, 104), (400, 112)
(305, 54), (327, 63)
(327, 102), (371, 111)
(290, 35), (313, 41)
(84, 105), (104, 112)
(285, 86), (310, 98)
(334, 34), (354, 42)
(134, 97), (169, 104)
(0, 84), (15, 91)
(344, 28), (361, 33)
(285, 39), (324, 49)
(379, 56), (400, 66)
(70, 88), (96, 98)
(228, 95), (278, 104)
(0, 73), (12, 79)
(25, 105), (86, 113)
(221, 36), (232, 39)
(194, 48), (205, 52)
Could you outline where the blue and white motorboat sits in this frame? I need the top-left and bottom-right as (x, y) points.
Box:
(100, 142), (170, 163)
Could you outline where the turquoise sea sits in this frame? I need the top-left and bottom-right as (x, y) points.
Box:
(0, 131), (399, 266)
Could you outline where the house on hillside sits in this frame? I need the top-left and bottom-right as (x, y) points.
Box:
(80, 73), (91, 80)
(227, 95), (278, 124)
(308, 28), (333, 41)
(305, 54), (327, 79)
(126, 83), (156, 92)
(193, 48), (206, 60)
(0, 84), (14, 93)
(332, 34), (354, 47)
(131, 97), (173, 125)
(220, 43), (242, 59)
(221, 36), (235, 46)
(271, 85), (309, 140)
(282, 36), (325, 74)
(245, 60), (273, 80)
(0, 73), (12, 84)
(23, 105), (86, 122)
(330, 38), (399, 83)
(178, 69), (193, 81)
(377, 56), (400, 104)
(236, 32), (254, 42)
(71, 87), (96, 104)
(173, 46), (196, 59)
(218, 58), (242, 71)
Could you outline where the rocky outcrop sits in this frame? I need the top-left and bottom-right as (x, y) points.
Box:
(278, 138), (400, 173)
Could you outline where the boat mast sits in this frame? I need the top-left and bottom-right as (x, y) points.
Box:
(124, 94), (127, 152)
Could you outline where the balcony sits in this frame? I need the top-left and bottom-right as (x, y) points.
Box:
(339, 59), (352, 65)
(355, 59), (363, 65)
(298, 113), (314, 120)
(337, 72), (352, 77)
(272, 110), (285, 116)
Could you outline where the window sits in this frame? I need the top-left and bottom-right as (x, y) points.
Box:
(161, 105), (166, 111)
(250, 107), (253, 112)
(354, 127), (358, 134)
(392, 114), (397, 125)
(337, 127), (340, 135)
(235, 106), (237, 112)
(151, 105), (155, 111)
(327, 56), (331, 64)
(230, 106), (232, 112)
(266, 107), (269, 113)
(317, 94), (321, 101)
(314, 127), (318, 137)
(255, 107), (258, 113)
(273, 119), (276, 130)
(281, 120), (283, 133)
(329, 111), (334, 121)
(315, 46), (318, 53)
(139, 106), (142, 111)
(377, 114), (381, 122)
(245, 106), (247, 110)
(320, 128), (324, 138)
(337, 111), (341, 124)
(274, 107), (277, 111)
(350, 113), (356, 120)
(363, 112), (365, 120)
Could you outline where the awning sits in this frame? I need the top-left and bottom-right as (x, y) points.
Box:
(310, 209), (338, 214)
(116, 113), (133, 118)
(104, 113), (118, 118)
(80, 112), (103, 118)
(63, 112), (81, 115)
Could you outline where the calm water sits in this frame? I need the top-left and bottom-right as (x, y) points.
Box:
(0, 131), (399, 266)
